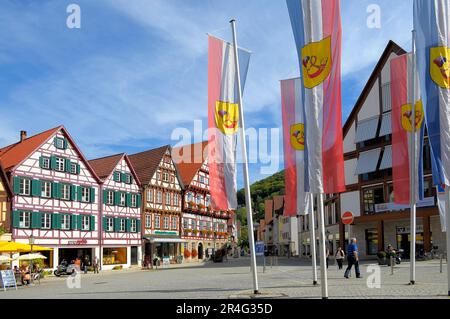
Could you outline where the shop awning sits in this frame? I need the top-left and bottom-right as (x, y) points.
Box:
(379, 145), (392, 170)
(354, 116), (379, 143)
(0, 241), (53, 253)
(355, 148), (381, 175)
(147, 238), (187, 243)
(379, 112), (392, 137)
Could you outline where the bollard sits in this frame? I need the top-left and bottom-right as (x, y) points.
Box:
(263, 255), (266, 273)
(390, 256), (394, 275)
(440, 254), (444, 274)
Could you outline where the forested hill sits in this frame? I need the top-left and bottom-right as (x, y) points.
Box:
(236, 170), (285, 222)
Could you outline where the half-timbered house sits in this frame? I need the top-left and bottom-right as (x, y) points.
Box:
(89, 153), (142, 269)
(0, 162), (12, 241)
(172, 141), (234, 262)
(129, 145), (183, 266)
(0, 127), (101, 268)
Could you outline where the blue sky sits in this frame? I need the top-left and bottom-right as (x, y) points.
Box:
(0, 0), (413, 187)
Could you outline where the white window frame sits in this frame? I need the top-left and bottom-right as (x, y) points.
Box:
(171, 217), (178, 230)
(107, 191), (114, 205)
(145, 215), (151, 228)
(19, 178), (31, 196)
(55, 137), (65, 149)
(163, 216), (169, 230)
(196, 195), (202, 205)
(173, 194), (179, 206)
(130, 219), (137, 232)
(41, 181), (52, 198)
(106, 218), (114, 232)
(70, 162), (78, 174)
(131, 194), (137, 207)
(61, 184), (71, 200)
(19, 211), (31, 228)
(81, 187), (90, 203)
(156, 191), (162, 204)
(81, 215), (90, 231)
(165, 193), (171, 206)
(120, 219), (126, 232)
(155, 215), (161, 229)
(56, 157), (65, 172)
(147, 189), (153, 202)
(126, 174), (132, 184)
(183, 218), (189, 229)
(61, 214), (71, 230)
(119, 192), (126, 206)
(41, 213), (51, 229)
(163, 172), (169, 182)
(41, 157), (50, 169)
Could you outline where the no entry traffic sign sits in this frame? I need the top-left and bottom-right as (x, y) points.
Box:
(342, 211), (354, 225)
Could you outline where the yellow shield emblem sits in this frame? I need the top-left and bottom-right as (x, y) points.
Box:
(401, 100), (424, 132)
(290, 123), (305, 151)
(215, 101), (239, 135)
(430, 46), (450, 89)
(301, 36), (332, 89)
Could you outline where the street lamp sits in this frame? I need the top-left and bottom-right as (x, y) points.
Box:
(29, 234), (35, 284)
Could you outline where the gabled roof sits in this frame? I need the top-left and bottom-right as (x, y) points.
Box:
(0, 126), (61, 171)
(0, 162), (12, 197)
(128, 145), (171, 186)
(88, 153), (142, 186)
(0, 125), (101, 183)
(172, 141), (208, 187)
(273, 195), (285, 215)
(343, 41), (406, 139)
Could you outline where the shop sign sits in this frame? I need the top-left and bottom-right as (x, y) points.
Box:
(68, 239), (88, 245)
(375, 197), (434, 213)
(154, 230), (178, 236)
(0, 270), (17, 291)
(255, 241), (265, 256)
(396, 225), (424, 235)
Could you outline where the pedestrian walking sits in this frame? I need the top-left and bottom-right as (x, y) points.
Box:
(93, 256), (100, 274)
(326, 247), (330, 269)
(344, 238), (362, 279)
(83, 255), (90, 274)
(335, 247), (345, 269)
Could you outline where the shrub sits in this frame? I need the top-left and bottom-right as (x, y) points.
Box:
(377, 251), (386, 258)
(184, 250), (191, 258)
(191, 249), (198, 258)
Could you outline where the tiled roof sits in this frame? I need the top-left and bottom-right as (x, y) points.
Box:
(0, 162), (12, 197)
(0, 126), (62, 171)
(172, 141), (208, 187)
(128, 145), (170, 186)
(273, 195), (285, 214)
(89, 153), (124, 181)
(264, 199), (273, 224)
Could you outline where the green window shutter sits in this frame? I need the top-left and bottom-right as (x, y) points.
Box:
(90, 188), (96, 203)
(52, 213), (61, 230)
(137, 194), (142, 208)
(114, 191), (120, 206)
(71, 214), (78, 230)
(121, 173), (127, 183)
(31, 179), (41, 197)
(12, 211), (20, 228)
(103, 190), (108, 204)
(39, 157), (45, 168)
(114, 218), (120, 232)
(50, 156), (57, 170)
(126, 219), (131, 233)
(52, 182), (60, 199)
(53, 138), (58, 148)
(77, 215), (83, 230)
(126, 193), (131, 207)
(113, 171), (121, 182)
(70, 185), (76, 201)
(90, 215), (95, 231)
(102, 217), (107, 231)
(76, 164), (81, 175)
(31, 212), (41, 229)
(136, 219), (141, 233)
(13, 177), (21, 195)
(77, 186), (82, 201)
(63, 138), (68, 150)
(65, 159), (71, 173)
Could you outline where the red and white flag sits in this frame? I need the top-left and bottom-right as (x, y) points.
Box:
(281, 77), (308, 216)
(286, 0), (346, 194)
(207, 35), (250, 210)
(391, 53), (425, 205)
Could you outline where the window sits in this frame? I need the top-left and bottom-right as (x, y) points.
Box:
(145, 214), (151, 228)
(156, 191), (162, 204)
(165, 193), (171, 206)
(205, 178), (209, 185)
(55, 137), (66, 149)
(106, 218), (114, 232)
(19, 212), (31, 228)
(363, 187), (385, 215)
(163, 216), (169, 229)
(163, 172), (169, 182)
(173, 194), (179, 206)
(81, 187), (90, 203)
(130, 219), (137, 232)
(61, 214), (71, 230)
(171, 217), (178, 230)
(113, 171), (121, 182)
(154, 215), (161, 229)
(41, 181), (52, 198)
(365, 229), (379, 255)
(41, 157), (50, 169)
(70, 162), (78, 174)
(196, 195), (202, 205)
(120, 219), (126, 232)
(147, 190), (153, 202)
(205, 195), (210, 207)
(61, 184), (71, 200)
(131, 194), (137, 207)
(107, 191), (114, 205)
(119, 193), (126, 206)
(56, 157), (65, 172)
(19, 178), (31, 196)
(183, 218), (189, 229)
(41, 213), (51, 229)
(191, 219), (197, 230)
(156, 172), (161, 181)
(199, 175), (204, 183)
(186, 193), (193, 202)
(387, 184), (394, 203)
(424, 179), (434, 198)
(82, 215), (90, 231)
(125, 174), (132, 184)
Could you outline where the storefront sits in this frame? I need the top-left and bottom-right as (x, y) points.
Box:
(102, 247), (127, 266)
(396, 225), (426, 259)
(58, 247), (95, 265)
(144, 237), (186, 265)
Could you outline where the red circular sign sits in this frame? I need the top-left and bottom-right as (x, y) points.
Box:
(342, 211), (354, 225)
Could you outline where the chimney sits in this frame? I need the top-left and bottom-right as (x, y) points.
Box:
(20, 130), (27, 142)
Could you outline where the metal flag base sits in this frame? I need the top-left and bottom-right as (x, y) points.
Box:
(313, 280), (318, 285)
(322, 297), (329, 300)
(254, 290), (261, 295)
(410, 280), (415, 285)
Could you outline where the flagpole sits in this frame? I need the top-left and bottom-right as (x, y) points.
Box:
(230, 18), (259, 294)
(309, 193), (318, 285)
(317, 193), (328, 298)
(410, 29), (417, 285)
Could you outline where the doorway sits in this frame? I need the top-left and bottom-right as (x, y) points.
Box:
(198, 243), (204, 260)
(131, 246), (138, 265)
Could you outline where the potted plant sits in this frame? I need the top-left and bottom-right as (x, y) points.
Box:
(193, 229), (199, 235)
(207, 230), (214, 236)
(191, 249), (198, 258)
(184, 228), (192, 235)
(377, 251), (387, 265)
(184, 249), (191, 259)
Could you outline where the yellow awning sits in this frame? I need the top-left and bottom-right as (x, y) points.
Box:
(0, 241), (53, 253)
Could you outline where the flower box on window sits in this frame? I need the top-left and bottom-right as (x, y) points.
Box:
(200, 229), (208, 236)
(192, 229), (199, 235)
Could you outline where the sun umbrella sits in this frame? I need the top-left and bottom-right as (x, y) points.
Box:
(16, 253), (47, 260)
(0, 241), (53, 253)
